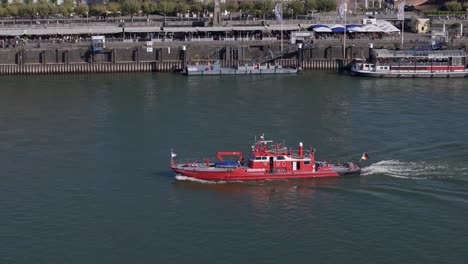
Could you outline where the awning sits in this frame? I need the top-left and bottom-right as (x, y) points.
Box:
(375, 20), (400, 33)
(125, 26), (162, 33)
(232, 26), (267, 31)
(266, 25), (301, 31)
(362, 24), (384, 32)
(346, 25), (366, 33)
(196, 27), (231, 32)
(309, 24), (332, 32)
(331, 24), (345, 33)
(162, 27), (198, 33)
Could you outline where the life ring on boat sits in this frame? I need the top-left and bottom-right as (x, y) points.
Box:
(276, 162), (280, 166)
(282, 162), (286, 166)
(263, 161), (267, 165)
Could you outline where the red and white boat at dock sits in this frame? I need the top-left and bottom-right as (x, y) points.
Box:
(171, 135), (365, 181)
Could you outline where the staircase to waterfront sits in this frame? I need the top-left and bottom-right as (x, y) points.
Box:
(255, 43), (313, 64)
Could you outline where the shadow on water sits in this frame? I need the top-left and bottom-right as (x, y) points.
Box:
(171, 176), (346, 194)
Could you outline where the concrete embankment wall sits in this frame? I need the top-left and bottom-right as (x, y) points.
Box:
(0, 42), (376, 75)
(0, 59), (350, 75)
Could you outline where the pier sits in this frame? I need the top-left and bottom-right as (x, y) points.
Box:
(0, 41), (365, 75)
(0, 59), (351, 75)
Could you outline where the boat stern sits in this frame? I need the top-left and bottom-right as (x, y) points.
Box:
(332, 162), (361, 176)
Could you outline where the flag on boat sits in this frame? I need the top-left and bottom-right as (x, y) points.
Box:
(274, 3), (283, 21)
(361, 152), (369, 161)
(397, 2), (405, 20)
(338, 2), (347, 19)
(171, 151), (177, 158)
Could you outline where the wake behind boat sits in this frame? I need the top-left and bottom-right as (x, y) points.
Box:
(170, 135), (366, 181)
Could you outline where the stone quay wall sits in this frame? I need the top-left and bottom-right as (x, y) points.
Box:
(0, 40), (465, 75)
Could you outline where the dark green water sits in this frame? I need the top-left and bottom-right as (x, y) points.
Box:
(1, 72), (467, 263)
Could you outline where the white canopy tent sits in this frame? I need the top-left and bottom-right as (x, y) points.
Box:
(375, 20), (400, 33)
(362, 24), (384, 32)
(346, 25), (367, 33)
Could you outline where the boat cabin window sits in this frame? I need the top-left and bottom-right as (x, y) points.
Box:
(255, 157), (262, 160)
(276, 156), (286, 160)
(261, 157), (268, 160)
(304, 161), (310, 165)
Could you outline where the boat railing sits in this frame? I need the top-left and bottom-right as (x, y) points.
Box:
(378, 61), (452, 66)
(174, 156), (245, 167)
(173, 157), (214, 166)
(288, 150), (313, 159)
(266, 146), (288, 155)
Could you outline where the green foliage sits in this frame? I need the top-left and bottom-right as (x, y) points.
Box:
(287, 0), (306, 16)
(443, 1), (462, 12)
(317, 0), (337, 12)
(305, 0), (318, 12)
(59, 0), (74, 17)
(253, 0), (274, 18)
(238, 1), (254, 13)
(74, 3), (89, 17)
(23, 2), (36, 16)
(189, 1), (203, 14)
(36, 0), (55, 17)
(141, 0), (157, 15)
(222, 1), (238, 13)
(156, 0), (175, 15)
(174, 0), (189, 14)
(107, 2), (121, 16)
(204, 0), (213, 13)
(90, 3), (107, 16)
(121, 0), (141, 16)
(0, 6), (7, 17)
(7, 0), (24, 17)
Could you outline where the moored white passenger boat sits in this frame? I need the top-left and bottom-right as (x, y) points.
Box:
(350, 49), (468, 78)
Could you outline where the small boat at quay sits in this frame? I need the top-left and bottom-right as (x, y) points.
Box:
(350, 49), (468, 78)
(170, 135), (366, 181)
(183, 61), (301, 76)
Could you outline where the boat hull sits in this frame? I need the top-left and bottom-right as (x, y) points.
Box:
(185, 69), (300, 76)
(172, 165), (360, 181)
(350, 69), (468, 78)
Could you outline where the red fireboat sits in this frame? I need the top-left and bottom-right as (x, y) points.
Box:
(171, 135), (366, 181)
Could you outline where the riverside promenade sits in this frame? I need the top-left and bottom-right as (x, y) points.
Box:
(1, 17), (467, 75)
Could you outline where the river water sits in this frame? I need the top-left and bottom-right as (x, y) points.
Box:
(1, 72), (467, 263)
